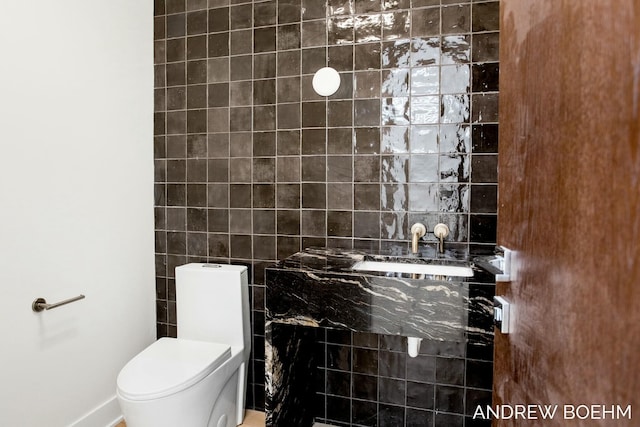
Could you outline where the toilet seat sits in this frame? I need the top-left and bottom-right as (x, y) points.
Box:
(117, 337), (231, 401)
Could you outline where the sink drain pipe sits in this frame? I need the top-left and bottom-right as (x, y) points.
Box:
(407, 337), (422, 357)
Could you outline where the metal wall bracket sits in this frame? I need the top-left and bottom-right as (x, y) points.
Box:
(494, 296), (511, 334)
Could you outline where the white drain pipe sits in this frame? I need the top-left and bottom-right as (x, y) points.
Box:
(407, 337), (423, 358)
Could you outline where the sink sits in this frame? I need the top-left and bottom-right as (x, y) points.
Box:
(352, 260), (474, 277)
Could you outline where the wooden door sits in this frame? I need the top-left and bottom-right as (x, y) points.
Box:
(495, 1), (640, 426)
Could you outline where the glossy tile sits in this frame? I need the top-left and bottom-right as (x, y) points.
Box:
(354, 156), (380, 182)
(254, 2), (276, 26)
(410, 125), (438, 153)
(327, 155), (353, 182)
(155, 0), (499, 419)
(441, 64), (470, 94)
(327, 210), (352, 236)
(439, 183), (469, 212)
(440, 124), (470, 154)
(230, 4), (252, 30)
(472, 62), (499, 93)
(207, 33), (229, 57)
(441, 94), (470, 123)
(301, 209), (326, 236)
(209, 7), (229, 32)
(379, 377), (405, 405)
(382, 11), (410, 41)
(277, 0), (301, 24)
(230, 30), (252, 55)
(354, 211), (381, 238)
(328, 16), (355, 45)
(327, 128), (353, 154)
(381, 69), (409, 96)
(410, 96), (439, 124)
(380, 210), (407, 238)
(408, 183), (438, 211)
(411, 37), (440, 66)
(278, 24), (301, 50)
(354, 70), (382, 98)
(302, 183), (327, 208)
(354, 99), (381, 126)
(302, 0), (325, 20)
(254, 27), (276, 53)
(253, 132), (276, 157)
(381, 127), (409, 154)
(411, 7), (439, 37)
(410, 66), (439, 95)
(409, 154), (438, 182)
(381, 184), (408, 211)
(355, 43), (382, 70)
(381, 40), (411, 68)
(470, 184), (497, 213)
(471, 126), (496, 154)
(379, 404), (405, 427)
(441, 4), (470, 34)
(472, 1), (499, 32)
(406, 381), (434, 410)
(354, 14), (382, 43)
(471, 93), (499, 123)
(189, 35), (209, 60)
(381, 97), (410, 125)
(328, 0), (354, 16)
(354, 184), (381, 210)
(327, 183), (353, 209)
(471, 32), (499, 62)
(352, 390), (378, 422)
(442, 35), (470, 64)
(435, 385), (464, 413)
(301, 20), (326, 48)
(301, 155), (326, 181)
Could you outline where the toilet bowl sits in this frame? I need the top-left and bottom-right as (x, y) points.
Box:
(117, 264), (250, 427)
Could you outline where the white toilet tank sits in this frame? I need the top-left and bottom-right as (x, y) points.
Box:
(175, 263), (250, 353)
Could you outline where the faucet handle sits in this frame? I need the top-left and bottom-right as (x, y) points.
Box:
(433, 223), (449, 254)
(433, 223), (449, 238)
(410, 223), (427, 237)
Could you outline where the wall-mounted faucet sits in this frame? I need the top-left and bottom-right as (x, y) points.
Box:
(410, 223), (426, 254)
(433, 223), (450, 254)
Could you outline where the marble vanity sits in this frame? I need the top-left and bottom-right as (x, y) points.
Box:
(264, 247), (498, 426)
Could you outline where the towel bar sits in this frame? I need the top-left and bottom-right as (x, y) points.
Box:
(32, 295), (85, 312)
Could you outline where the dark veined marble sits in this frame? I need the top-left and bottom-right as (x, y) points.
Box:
(265, 324), (318, 427)
(264, 247), (498, 427)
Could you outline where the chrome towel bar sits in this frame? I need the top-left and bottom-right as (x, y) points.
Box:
(32, 295), (85, 312)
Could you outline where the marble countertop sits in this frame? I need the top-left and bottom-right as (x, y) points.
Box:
(271, 246), (496, 280)
(265, 247), (498, 340)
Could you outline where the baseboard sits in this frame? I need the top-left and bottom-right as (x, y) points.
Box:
(107, 415), (125, 427)
(68, 395), (122, 427)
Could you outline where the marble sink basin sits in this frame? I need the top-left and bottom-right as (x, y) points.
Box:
(352, 259), (474, 277)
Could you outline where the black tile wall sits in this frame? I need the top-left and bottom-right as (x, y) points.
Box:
(313, 330), (493, 427)
(154, 0), (498, 424)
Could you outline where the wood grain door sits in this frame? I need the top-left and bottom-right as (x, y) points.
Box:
(494, 1), (640, 426)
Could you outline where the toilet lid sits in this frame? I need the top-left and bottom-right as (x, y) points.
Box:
(117, 337), (231, 401)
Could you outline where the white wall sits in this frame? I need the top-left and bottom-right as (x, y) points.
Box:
(0, 1), (154, 426)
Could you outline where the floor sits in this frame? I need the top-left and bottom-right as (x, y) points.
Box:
(115, 409), (265, 427)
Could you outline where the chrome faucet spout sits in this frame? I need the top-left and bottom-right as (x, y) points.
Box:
(410, 223), (427, 254)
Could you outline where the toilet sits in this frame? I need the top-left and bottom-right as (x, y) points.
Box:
(116, 263), (251, 427)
